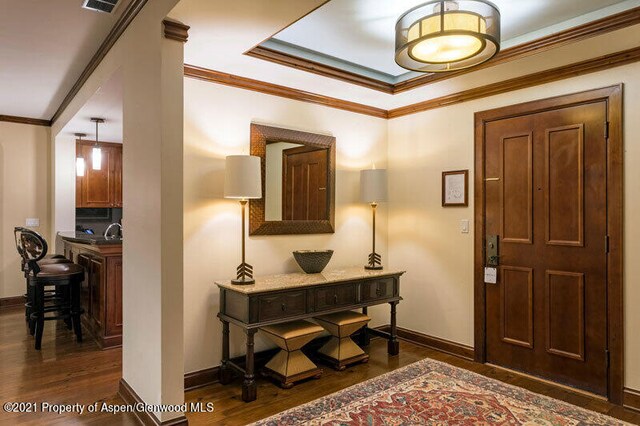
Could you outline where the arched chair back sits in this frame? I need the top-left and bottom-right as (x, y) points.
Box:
(14, 227), (48, 275)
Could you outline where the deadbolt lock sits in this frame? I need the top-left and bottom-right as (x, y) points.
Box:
(486, 235), (499, 267)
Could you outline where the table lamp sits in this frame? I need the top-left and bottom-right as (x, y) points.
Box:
(361, 167), (388, 270)
(224, 155), (262, 284)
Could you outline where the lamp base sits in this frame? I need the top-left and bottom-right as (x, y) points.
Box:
(231, 277), (255, 285)
(364, 264), (383, 271)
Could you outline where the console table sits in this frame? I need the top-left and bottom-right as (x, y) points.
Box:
(215, 267), (405, 402)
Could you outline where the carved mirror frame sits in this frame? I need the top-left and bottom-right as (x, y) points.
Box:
(249, 123), (336, 235)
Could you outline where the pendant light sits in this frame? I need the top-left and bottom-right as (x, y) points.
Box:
(395, 0), (500, 73)
(75, 133), (87, 177)
(91, 118), (105, 170)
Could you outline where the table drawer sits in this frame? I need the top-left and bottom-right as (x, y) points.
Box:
(313, 284), (357, 311)
(362, 278), (395, 301)
(257, 291), (306, 321)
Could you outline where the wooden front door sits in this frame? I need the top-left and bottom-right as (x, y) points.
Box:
(282, 147), (328, 220)
(482, 97), (611, 395)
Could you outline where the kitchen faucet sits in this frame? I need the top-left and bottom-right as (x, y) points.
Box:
(104, 223), (123, 239)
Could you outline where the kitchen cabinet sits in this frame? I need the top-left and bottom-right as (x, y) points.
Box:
(76, 141), (123, 208)
(63, 237), (122, 349)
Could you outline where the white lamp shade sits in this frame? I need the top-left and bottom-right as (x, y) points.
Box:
(360, 168), (388, 203)
(224, 155), (262, 199)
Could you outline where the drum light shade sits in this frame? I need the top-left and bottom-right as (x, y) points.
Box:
(395, 0), (500, 73)
(360, 169), (388, 203)
(224, 155), (262, 199)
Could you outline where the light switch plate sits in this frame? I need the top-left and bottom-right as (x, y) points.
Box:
(460, 219), (469, 233)
(25, 218), (40, 227)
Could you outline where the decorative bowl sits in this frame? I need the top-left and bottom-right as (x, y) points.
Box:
(292, 250), (334, 274)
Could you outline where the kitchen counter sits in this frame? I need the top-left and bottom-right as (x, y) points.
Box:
(62, 236), (122, 349)
(58, 231), (122, 245)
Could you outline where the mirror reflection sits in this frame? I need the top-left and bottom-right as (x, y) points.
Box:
(265, 141), (330, 221)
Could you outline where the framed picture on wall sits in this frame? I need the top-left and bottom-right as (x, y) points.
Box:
(442, 170), (469, 207)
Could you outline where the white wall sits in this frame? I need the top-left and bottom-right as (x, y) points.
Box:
(387, 62), (640, 390)
(0, 122), (50, 298)
(183, 78), (389, 373)
(50, 0), (185, 421)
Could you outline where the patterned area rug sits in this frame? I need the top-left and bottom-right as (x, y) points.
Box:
(253, 358), (627, 425)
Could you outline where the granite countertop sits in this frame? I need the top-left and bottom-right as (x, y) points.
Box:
(215, 267), (406, 294)
(58, 231), (123, 245)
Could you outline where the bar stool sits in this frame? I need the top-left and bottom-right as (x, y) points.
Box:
(260, 320), (324, 388)
(314, 311), (370, 370)
(16, 228), (84, 349)
(29, 262), (85, 349)
(14, 227), (70, 322)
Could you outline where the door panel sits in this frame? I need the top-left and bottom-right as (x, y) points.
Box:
(283, 147), (328, 220)
(545, 125), (584, 246)
(484, 101), (608, 395)
(545, 270), (585, 361)
(501, 133), (533, 244)
(500, 266), (533, 348)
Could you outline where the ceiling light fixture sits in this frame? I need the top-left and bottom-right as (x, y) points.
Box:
(91, 118), (105, 171)
(395, 0), (500, 73)
(75, 133), (87, 177)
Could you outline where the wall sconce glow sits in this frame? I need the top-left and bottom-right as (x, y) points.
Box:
(395, 0), (500, 73)
(90, 117), (105, 171)
(92, 146), (102, 170)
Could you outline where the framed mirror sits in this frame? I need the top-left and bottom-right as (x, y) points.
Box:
(249, 123), (335, 235)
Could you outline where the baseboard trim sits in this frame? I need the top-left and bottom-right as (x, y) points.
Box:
(378, 325), (475, 361)
(624, 387), (640, 412)
(184, 366), (220, 391)
(118, 379), (188, 426)
(0, 296), (24, 310)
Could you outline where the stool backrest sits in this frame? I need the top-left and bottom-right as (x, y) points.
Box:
(14, 227), (48, 274)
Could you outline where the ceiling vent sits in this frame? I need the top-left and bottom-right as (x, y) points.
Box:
(82, 0), (119, 13)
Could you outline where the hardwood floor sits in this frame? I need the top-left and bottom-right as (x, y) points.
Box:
(1, 305), (639, 425)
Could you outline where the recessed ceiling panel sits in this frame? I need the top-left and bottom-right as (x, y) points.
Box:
(268, 0), (636, 80)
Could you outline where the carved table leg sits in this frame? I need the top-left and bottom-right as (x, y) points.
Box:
(388, 301), (399, 355)
(242, 328), (257, 402)
(219, 320), (233, 385)
(359, 306), (371, 347)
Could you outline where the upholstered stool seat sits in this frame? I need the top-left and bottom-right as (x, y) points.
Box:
(314, 311), (370, 370)
(260, 320), (324, 388)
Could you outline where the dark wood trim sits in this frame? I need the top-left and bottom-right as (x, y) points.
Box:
(388, 46), (640, 118)
(183, 64), (389, 119)
(473, 85), (624, 404)
(118, 379), (188, 426)
(50, 0), (149, 124)
(245, 46), (394, 93)
(243, 6), (640, 95)
(0, 296), (24, 310)
(184, 366), (220, 391)
(0, 115), (51, 127)
(624, 388), (640, 412)
(163, 20), (190, 43)
(378, 325), (475, 361)
(249, 123), (336, 235)
(394, 6), (640, 93)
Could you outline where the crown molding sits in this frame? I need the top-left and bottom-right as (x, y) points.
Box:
(388, 45), (640, 118)
(163, 19), (190, 43)
(0, 114), (51, 127)
(245, 46), (394, 93)
(186, 46), (640, 121)
(183, 64), (389, 119)
(50, 0), (150, 125)
(245, 6), (640, 95)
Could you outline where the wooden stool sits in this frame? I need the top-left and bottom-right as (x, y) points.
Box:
(260, 320), (324, 389)
(314, 311), (370, 370)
